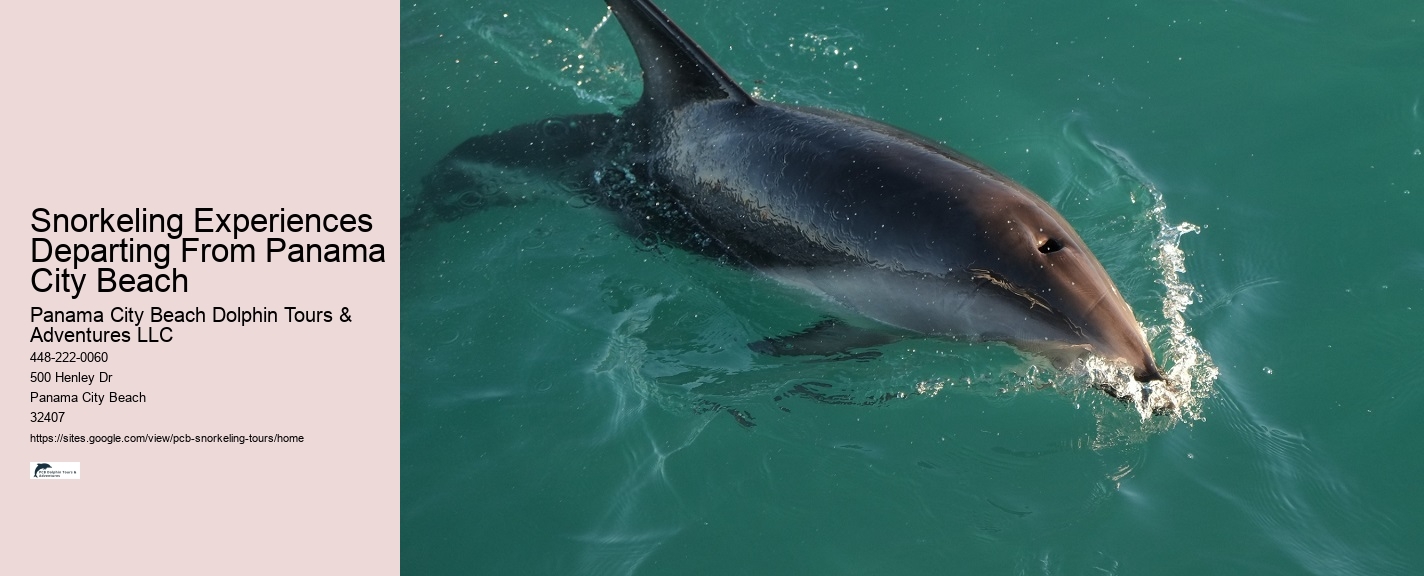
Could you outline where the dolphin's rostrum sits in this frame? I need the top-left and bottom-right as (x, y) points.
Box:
(407, 0), (1166, 397)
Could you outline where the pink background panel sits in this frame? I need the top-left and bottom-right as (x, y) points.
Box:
(1, 2), (399, 573)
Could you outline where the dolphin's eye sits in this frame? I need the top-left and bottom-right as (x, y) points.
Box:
(540, 119), (570, 138)
(457, 190), (483, 208)
(1038, 238), (1064, 254)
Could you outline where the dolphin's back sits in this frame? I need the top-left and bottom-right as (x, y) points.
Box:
(647, 100), (1041, 276)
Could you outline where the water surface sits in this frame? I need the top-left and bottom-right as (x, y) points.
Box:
(401, 1), (1424, 573)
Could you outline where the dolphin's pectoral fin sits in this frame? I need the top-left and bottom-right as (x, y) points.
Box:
(725, 407), (756, 428)
(403, 113), (621, 232)
(748, 318), (901, 359)
(773, 381), (900, 409)
(693, 399), (757, 428)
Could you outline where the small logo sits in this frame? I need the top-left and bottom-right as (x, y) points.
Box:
(30, 461), (80, 480)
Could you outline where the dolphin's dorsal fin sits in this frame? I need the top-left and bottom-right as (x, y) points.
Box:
(605, 0), (754, 109)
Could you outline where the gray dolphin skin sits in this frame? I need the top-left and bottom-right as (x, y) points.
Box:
(406, 0), (1165, 392)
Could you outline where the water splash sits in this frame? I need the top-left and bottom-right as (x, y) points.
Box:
(464, 7), (638, 108)
(749, 26), (868, 107)
(1029, 123), (1220, 426)
(786, 30), (861, 65)
(1076, 186), (1213, 424)
(1146, 194), (1219, 420)
(1059, 190), (1218, 428)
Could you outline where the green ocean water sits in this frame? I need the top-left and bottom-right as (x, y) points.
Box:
(400, 1), (1424, 573)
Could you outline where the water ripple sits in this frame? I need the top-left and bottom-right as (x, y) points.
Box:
(1207, 382), (1414, 575)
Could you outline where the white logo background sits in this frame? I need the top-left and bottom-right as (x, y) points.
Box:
(30, 461), (81, 480)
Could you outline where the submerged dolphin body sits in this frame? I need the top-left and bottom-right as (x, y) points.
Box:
(407, 0), (1165, 391)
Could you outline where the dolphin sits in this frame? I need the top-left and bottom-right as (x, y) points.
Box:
(406, 0), (1165, 393)
(34, 463), (51, 477)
